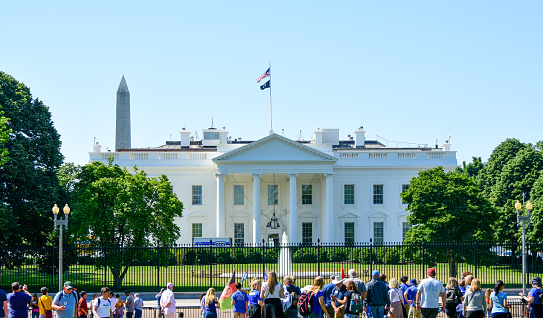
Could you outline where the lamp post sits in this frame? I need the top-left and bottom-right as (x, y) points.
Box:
(52, 203), (70, 292)
(515, 194), (533, 296)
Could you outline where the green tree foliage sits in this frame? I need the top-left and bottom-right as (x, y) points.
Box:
(457, 157), (484, 179)
(69, 158), (183, 288)
(0, 109), (10, 165)
(491, 147), (543, 243)
(401, 167), (496, 277)
(0, 71), (63, 249)
(528, 172), (543, 243)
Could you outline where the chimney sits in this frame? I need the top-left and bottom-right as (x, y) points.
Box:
(115, 75), (131, 150)
(442, 141), (452, 151)
(92, 142), (102, 152)
(354, 126), (365, 148)
(314, 128), (323, 144)
(180, 128), (191, 148)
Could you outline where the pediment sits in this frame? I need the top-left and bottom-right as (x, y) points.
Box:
(213, 134), (337, 163)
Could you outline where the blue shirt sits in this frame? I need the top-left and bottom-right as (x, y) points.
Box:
(7, 292), (32, 318)
(323, 283), (336, 307)
(529, 288), (541, 306)
(400, 284), (410, 294)
(406, 286), (418, 307)
(458, 286), (466, 295)
(202, 297), (217, 314)
(332, 285), (347, 307)
(0, 290), (7, 318)
(232, 291), (248, 313)
(312, 290), (324, 315)
(52, 291), (77, 318)
(490, 292), (507, 314)
(248, 291), (261, 306)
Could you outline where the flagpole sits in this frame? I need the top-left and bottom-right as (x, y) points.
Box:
(269, 61), (273, 135)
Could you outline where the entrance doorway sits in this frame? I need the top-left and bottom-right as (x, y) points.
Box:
(268, 234), (279, 246)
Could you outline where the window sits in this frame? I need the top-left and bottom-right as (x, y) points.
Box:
(401, 184), (410, 204)
(345, 222), (355, 244)
(192, 185), (202, 205)
(302, 222), (312, 244)
(402, 222), (412, 241)
(373, 222), (384, 244)
(268, 185), (278, 205)
(192, 223), (202, 238)
(344, 184), (355, 205)
(234, 185), (244, 205)
(203, 132), (220, 140)
(234, 223), (244, 246)
(302, 185), (312, 205)
(373, 184), (384, 205)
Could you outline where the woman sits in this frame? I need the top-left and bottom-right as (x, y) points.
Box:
(308, 276), (330, 318)
(445, 277), (464, 318)
(261, 271), (285, 318)
(519, 277), (543, 318)
(463, 278), (487, 318)
(30, 294), (40, 318)
(248, 280), (264, 318)
(114, 295), (124, 318)
(490, 281), (508, 318)
(202, 288), (220, 318)
(388, 278), (404, 318)
(334, 280), (359, 318)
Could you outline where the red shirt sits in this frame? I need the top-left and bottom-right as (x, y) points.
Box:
(78, 298), (88, 317)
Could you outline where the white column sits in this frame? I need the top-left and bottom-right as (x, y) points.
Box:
(252, 173), (262, 244)
(216, 173), (225, 237)
(288, 173), (299, 244)
(325, 173), (334, 242)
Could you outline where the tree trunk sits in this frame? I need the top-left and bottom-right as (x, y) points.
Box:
(448, 250), (458, 278)
(111, 267), (123, 290)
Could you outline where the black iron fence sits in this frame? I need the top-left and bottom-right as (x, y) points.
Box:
(2, 241), (542, 292)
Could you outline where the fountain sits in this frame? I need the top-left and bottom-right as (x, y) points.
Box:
(278, 232), (292, 278)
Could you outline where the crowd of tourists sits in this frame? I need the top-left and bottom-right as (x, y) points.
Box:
(3, 269), (543, 318)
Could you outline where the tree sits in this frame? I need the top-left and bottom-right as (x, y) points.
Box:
(0, 109), (10, 165)
(528, 171), (543, 244)
(491, 147), (543, 243)
(69, 158), (183, 289)
(0, 71), (64, 249)
(456, 157), (484, 179)
(401, 167), (496, 277)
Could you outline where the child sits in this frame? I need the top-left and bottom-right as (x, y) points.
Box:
(232, 282), (248, 318)
(248, 280), (263, 318)
(30, 294), (40, 318)
(485, 289), (492, 318)
(114, 294), (125, 318)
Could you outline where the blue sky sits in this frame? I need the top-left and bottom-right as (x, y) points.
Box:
(1, 1), (541, 166)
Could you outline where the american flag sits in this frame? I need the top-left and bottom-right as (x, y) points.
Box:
(256, 68), (270, 83)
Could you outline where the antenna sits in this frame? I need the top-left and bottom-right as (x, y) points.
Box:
(170, 134), (172, 141)
(298, 129), (303, 141)
(211, 117), (214, 128)
(447, 135), (451, 143)
(435, 139), (438, 149)
(93, 136), (96, 145)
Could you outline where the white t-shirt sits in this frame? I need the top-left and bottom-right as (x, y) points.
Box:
(94, 297), (112, 318)
(418, 278), (445, 309)
(262, 282), (282, 299)
(389, 288), (403, 303)
(160, 289), (176, 314)
(109, 298), (117, 313)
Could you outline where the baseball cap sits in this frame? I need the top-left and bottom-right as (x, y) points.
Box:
(427, 268), (436, 275)
(409, 279), (418, 286)
(63, 281), (74, 289)
(372, 270), (380, 277)
(167, 282), (174, 288)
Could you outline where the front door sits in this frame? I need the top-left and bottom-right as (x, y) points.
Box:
(268, 234), (279, 246)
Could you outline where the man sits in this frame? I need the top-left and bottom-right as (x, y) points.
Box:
(400, 276), (410, 313)
(108, 293), (117, 316)
(52, 281), (77, 318)
(405, 279), (420, 318)
(133, 294), (143, 318)
(78, 292), (88, 318)
(365, 270), (390, 318)
(0, 285), (7, 318)
(7, 282), (32, 318)
(330, 276), (347, 318)
(289, 276), (302, 296)
(124, 291), (134, 318)
(416, 268), (445, 318)
(346, 269), (367, 300)
(160, 283), (175, 318)
(155, 289), (165, 318)
(38, 287), (52, 318)
(93, 287), (113, 318)
(323, 275), (336, 318)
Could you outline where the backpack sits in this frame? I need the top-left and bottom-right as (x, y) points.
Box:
(297, 291), (314, 317)
(349, 292), (363, 314)
(446, 288), (459, 304)
(538, 289), (543, 304)
(96, 298), (111, 307)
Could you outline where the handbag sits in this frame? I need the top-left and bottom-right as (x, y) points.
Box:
(38, 297), (53, 318)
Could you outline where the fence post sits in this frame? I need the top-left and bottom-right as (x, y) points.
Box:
(262, 239), (265, 279)
(157, 246), (160, 290)
(370, 238), (373, 274)
(422, 240), (425, 279)
(474, 241), (478, 278)
(209, 240), (213, 288)
(317, 239), (321, 277)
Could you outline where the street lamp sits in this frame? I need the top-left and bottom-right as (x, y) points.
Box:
(515, 194), (533, 296)
(52, 203), (70, 292)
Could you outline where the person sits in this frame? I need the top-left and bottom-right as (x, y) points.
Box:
(7, 282), (32, 318)
(93, 287), (113, 318)
(389, 278), (405, 318)
(400, 277), (410, 314)
(155, 289), (165, 318)
(404, 279), (420, 318)
(366, 270), (390, 318)
(283, 282), (299, 318)
(416, 268), (445, 318)
(114, 295), (124, 318)
(52, 281), (78, 318)
(445, 277), (463, 318)
(0, 285), (6, 318)
(484, 290), (492, 318)
(323, 275), (337, 318)
(30, 294), (40, 318)
(463, 278), (486, 318)
(333, 280), (359, 318)
(307, 276), (330, 318)
(489, 281), (507, 318)
(380, 274), (389, 290)
(160, 283), (176, 318)
(73, 286), (81, 317)
(331, 276), (347, 318)
(347, 269), (367, 301)
(248, 280), (263, 318)
(459, 280), (467, 296)
(133, 294), (143, 318)
(202, 288), (219, 318)
(109, 293), (117, 317)
(199, 293), (206, 318)
(520, 277), (543, 318)
(261, 271), (285, 318)
(232, 282), (248, 318)
(289, 276), (302, 296)
(78, 292), (88, 318)
(88, 294), (98, 318)
(38, 287), (53, 318)
(464, 276), (474, 294)
(124, 291), (134, 318)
